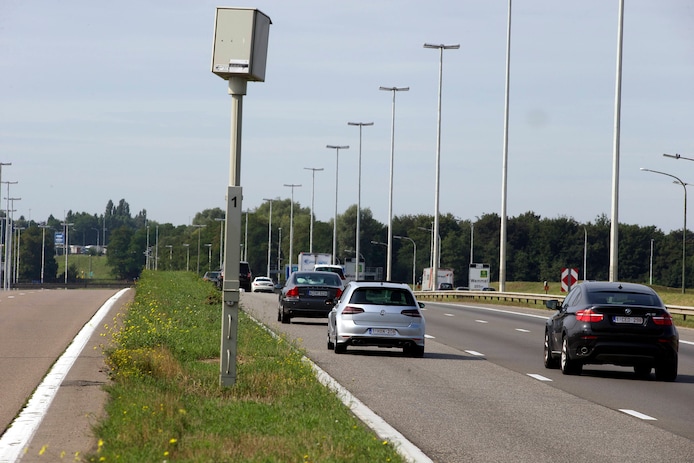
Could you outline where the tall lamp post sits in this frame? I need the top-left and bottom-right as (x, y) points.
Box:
(326, 145), (349, 264)
(183, 243), (190, 272)
(205, 243), (212, 271)
(262, 198), (275, 277)
(499, 0), (512, 292)
(394, 235), (417, 288)
(303, 167), (323, 253)
(215, 216), (225, 269)
(192, 224), (205, 274)
(284, 183), (301, 275)
(424, 42), (459, 291)
(61, 221), (73, 285)
(379, 85), (409, 281)
(641, 167), (687, 293)
(39, 223), (51, 284)
(348, 121), (373, 282)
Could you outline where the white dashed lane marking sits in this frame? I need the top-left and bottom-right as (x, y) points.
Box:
(619, 409), (657, 420)
(527, 373), (552, 381)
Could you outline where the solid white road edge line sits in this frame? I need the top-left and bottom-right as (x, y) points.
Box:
(0, 288), (131, 463)
(308, 361), (434, 463)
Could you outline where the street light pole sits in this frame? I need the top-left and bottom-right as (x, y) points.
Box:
(39, 223), (51, 284)
(499, 0), (512, 292)
(284, 183), (301, 275)
(262, 198), (275, 277)
(641, 168), (687, 293)
(424, 42), (459, 291)
(348, 121), (373, 282)
(394, 235), (417, 288)
(303, 167), (324, 253)
(215, 217), (225, 269)
(379, 86), (409, 281)
(183, 243), (190, 272)
(326, 145), (349, 265)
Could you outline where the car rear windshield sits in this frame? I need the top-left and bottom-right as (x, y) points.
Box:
(293, 273), (342, 286)
(349, 288), (415, 306)
(586, 290), (661, 307)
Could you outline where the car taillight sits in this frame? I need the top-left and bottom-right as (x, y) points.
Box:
(286, 287), (299, 298)
(342, 306), (364, 315)
(652, 313), (673, 326)
(401, 309), (422, 318)
(335, 288), (343, 299)
(576, 309), (604, 323)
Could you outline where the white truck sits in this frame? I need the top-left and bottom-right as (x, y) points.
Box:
(297, 252), (332, 272)
(421, 267), (454, 291)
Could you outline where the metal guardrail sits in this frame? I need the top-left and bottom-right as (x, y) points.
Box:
(414, 290), (693, 320)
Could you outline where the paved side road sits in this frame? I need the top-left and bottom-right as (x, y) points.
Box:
(0, 288), (133, 463)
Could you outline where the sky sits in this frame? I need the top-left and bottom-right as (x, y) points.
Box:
(1, 1), (693, 233)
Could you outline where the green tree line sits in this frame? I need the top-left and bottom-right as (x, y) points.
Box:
(8, 199), (690, 289)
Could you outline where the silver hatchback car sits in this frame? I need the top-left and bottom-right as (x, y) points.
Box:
(327, 281), (426, 357)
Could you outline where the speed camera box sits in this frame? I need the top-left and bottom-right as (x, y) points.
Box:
(211, 7), (271, 82)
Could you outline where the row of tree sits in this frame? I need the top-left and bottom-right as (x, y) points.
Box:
(6, 198), (690, 288)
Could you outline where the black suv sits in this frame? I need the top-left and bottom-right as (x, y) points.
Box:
(239, 261), (252, 291)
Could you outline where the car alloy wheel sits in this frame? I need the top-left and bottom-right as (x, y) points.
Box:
(560, 337), (582, 375)
(544, 330), (559, 369)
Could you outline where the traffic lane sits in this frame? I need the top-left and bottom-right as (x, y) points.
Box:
(21, 289), (134, 462)
(0, 289), (123, 435)
(241, 293), (694, 463)
(424, 301), (694, 441)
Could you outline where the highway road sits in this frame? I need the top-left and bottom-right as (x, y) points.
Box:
(241, 292), (694, 463)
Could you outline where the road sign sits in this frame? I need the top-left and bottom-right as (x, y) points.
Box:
(561, 267), (578, 292)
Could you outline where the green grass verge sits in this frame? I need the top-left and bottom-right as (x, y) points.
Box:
(92, 271), (404, 463)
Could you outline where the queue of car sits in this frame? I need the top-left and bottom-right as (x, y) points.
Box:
(241, 267), (679, 380)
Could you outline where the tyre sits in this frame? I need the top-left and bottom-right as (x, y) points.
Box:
(560, 337), (582, 375)
(405, 344), (425, 358)
(633, 365), (652, 378)
(327, 330), (335, 350)
(655, 358), (678, 382)
(333, 329), (346, 354)
(279, 304), (291, 324)
(544, 330), (560, 369)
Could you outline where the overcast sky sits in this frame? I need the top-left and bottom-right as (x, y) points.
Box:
(2, 1), (693, 233)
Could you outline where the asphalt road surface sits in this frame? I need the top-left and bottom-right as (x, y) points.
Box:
(0, 288), (132, 462)
(241, 292), (694, 463)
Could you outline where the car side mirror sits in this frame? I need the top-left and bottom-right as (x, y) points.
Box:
(418, 302), (425, 309)
(545, 299), (560, 311)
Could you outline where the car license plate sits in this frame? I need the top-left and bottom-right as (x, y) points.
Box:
(308, 290), (329, 297)
(613, 316), (643, 324)
(369, 328), (396, 335)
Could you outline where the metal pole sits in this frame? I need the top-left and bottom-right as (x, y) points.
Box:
(303, 168), (323, 253)
(609, 0), (625, 282)
(499, 0), (512, 292)
(284, 184), (301, 275)
(640, 168), (687, 293)
(326, 145), (349, 265)
(394, 235), (417, 288)
(424, 43), (459, 291)
(379, 86), (409, 281)
(263, 198), (274, 277)
(348, 122), (373, 282)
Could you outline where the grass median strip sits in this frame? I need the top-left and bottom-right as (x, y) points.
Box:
(92, 270), (404, 462)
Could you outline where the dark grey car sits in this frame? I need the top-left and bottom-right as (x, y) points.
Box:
(278, 271), (344, 324)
